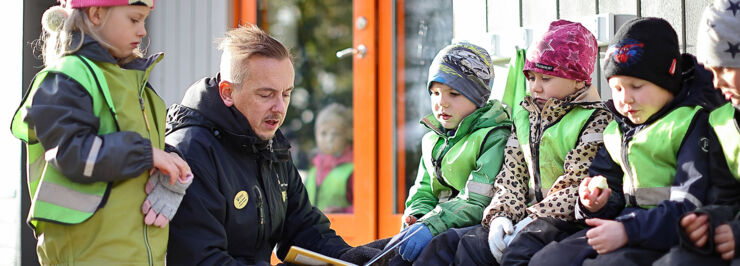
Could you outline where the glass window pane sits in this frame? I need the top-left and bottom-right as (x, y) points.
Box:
(393, 0), (453, 214)
(261, 0), (355, 213)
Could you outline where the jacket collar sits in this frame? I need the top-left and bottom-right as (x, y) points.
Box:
(420, 99), (511, 139)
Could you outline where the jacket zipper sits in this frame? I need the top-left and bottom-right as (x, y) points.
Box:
(621, 133), (638, 206)
(143, 224), (153, 266)
(433, 136), (457, 194)
(254, 186), (265, 247)
(531, 112), (544, 202)
(138, 78), (154, 265)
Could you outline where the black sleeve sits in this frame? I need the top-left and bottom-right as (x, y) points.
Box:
(730, 219), (740, 257)
(166, 137), (263, 266)
(575, 146), (625, 220)
(26, 73), (152, 183)
(678, 205), (738, 255)
(275, 160), (352, 260)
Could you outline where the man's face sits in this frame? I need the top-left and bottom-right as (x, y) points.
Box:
(224, 55), (294, 140)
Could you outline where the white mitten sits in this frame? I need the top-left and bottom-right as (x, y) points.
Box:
(488, 216), (513, 263)
(141, 170), (193, 228)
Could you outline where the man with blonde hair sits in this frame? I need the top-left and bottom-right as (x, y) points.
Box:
(165, 25), (377, 265)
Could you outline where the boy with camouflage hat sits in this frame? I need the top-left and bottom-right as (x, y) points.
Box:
(391, 41), (513, 264)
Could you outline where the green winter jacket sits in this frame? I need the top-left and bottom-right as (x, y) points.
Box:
(404, 100), (511, 235)
(11, 36), (168, 265)
(709, 103), (740, 181)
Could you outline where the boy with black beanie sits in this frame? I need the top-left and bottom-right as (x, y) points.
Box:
(529, 17), (720, 266)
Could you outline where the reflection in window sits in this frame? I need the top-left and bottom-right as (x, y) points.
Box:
(260, 0), (354, 213)
(394, 0), (453, 213)
(305, 104), (354, 213)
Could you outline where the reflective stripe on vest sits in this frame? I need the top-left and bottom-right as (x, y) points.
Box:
(514, 106), (597, 201)
(709, 103), (740, 181)
(603, 106), (702, 208)
(421, 126), (497, 200)
(11, 55), (117, 226)
(305, 163), (354, 211)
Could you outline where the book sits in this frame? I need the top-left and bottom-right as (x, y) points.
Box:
(283, 246), (357, 266)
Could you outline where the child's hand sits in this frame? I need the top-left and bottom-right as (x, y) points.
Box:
(680, 213), (709, 247)
(585, 218), (627, 254)
(152, 148), (191, 185)
(715, 224), (735, 260)
(579, 177), (611, 213)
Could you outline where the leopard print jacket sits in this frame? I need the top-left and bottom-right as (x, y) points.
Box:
(482, 86), (613, 227)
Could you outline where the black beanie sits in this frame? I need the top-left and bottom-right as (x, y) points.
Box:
(603, 17), (682, 94)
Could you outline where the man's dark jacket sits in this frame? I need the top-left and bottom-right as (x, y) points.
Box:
(165, 76), (351, 265)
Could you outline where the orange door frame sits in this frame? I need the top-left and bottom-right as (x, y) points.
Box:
(377, 0), (406, 239)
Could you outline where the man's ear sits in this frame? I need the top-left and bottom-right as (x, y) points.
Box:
(219, 81), (234, 107)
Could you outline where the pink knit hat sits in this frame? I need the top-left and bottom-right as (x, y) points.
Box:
(523, 20), (598, 85)
(60, 0), (154, 8)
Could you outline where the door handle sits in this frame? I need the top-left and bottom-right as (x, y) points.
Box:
(336, 44), (367, 59)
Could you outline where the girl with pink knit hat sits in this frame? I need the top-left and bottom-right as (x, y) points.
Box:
(10, 0), (192, 264)
(411, 20), (612, 266)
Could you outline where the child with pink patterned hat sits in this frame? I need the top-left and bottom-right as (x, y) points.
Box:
(10, 0), (192, 264)
(411, 20), (613, 266)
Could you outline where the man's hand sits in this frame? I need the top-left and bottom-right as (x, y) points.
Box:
(680, 213), (710, 247)
(152, 148), (191, 185)
(715, 224), (735, 260)
(585, 218), (627, 254)
(579, 176), (611, 213)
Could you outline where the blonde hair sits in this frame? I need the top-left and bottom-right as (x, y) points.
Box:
(38, 5), (144, 67)
(315, 103), (353, 141)
(218, 24), (292, 84)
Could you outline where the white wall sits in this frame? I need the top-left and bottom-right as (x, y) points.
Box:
(0, 1), (23, 265)
(147, 0), (232, 106)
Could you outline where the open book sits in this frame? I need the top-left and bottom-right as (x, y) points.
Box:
(284, 225), (424, 266)
(284, 246), (357, 266)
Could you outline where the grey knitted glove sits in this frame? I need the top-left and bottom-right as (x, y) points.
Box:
(141, 170), (193, 228)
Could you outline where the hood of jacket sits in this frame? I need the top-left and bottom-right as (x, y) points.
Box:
(166, 76), (291, 160)
(606, 53), (725, 134)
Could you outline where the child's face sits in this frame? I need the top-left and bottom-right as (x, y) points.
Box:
(316, 118), (349, 156)
(525, 71), (584, 108)
(91, 5), (150, 59)
(429, 83), (477, 129)
(609, 75), (674, 124)
(705, 66), (740, 105)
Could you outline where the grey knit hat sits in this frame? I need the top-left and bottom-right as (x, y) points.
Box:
(427, 42), (494, 108)
(697, 0), (740, 68)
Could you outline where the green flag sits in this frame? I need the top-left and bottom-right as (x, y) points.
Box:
(501, 49), (528, 114)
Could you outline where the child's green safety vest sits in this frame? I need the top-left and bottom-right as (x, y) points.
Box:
(421, 126), (499, 200)
(12, 55), (120, 227)
(514, 106), (597, 202)
(305, 163), (354, 211)
(709, 103), (740, 181)
(603, 106), (702, 208)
